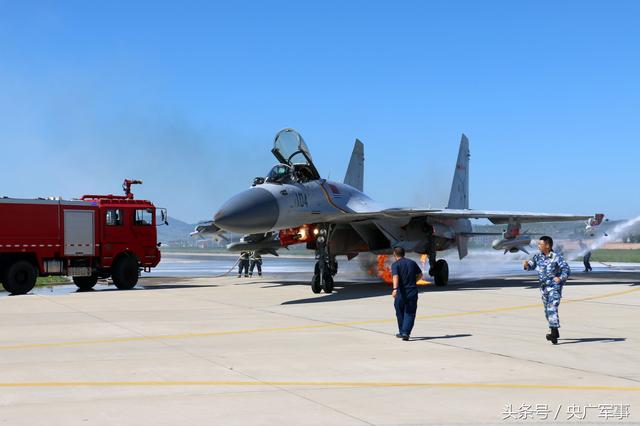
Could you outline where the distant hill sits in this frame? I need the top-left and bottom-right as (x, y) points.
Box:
(158, 216), (242, 248)
(157, 216), (197, 245)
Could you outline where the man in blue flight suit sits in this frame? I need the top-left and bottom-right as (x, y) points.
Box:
(391, 246), (423, 341)
(523, 236), (570, 345)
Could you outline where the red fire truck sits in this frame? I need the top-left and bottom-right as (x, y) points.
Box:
(0, 180), (166, 295)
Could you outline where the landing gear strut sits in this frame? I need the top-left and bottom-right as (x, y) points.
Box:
(311, 225), (337, 294)
(426, 236), (449, 287)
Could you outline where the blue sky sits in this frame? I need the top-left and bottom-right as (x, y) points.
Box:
(0, 1), (638, 223)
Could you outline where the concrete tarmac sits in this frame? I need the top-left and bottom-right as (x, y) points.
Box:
(0, 263), (639, 424)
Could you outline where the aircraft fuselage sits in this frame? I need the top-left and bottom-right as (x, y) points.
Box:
(214, 180), (381, 234)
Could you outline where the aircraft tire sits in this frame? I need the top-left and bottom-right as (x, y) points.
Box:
(434, 259), (449, 287)
(322, 273), (333, 294)
(311, 274), (322, 293)
(2, 260), (38, 295)
(73, 275), (98, 291)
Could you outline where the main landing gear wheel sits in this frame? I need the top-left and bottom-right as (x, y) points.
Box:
(433, 259), (449, 287)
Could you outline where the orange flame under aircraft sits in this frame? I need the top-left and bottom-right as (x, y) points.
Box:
(371, 255), (430, 285)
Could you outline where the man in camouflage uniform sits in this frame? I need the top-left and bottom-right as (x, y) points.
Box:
(523, 236), (570, 345)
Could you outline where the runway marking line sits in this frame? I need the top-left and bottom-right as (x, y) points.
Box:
(0, 380), (638, 392)
(1, 287), (638, 351)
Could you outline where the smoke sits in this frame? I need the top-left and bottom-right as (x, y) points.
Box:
(354, 249), (525, 283)
(0, 74), (272, 223)
(410, 165), (450, 209)
(0, 60), (278, 224)
(357, 252), (380, 277)
(437, 249), (530, 281)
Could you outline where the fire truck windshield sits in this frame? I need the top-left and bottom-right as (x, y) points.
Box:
(134, 208), (154, 226)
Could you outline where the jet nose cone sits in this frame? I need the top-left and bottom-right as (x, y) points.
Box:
(214, 188), (280, 233)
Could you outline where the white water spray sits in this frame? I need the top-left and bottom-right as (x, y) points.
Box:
(569, 215), (640, 259)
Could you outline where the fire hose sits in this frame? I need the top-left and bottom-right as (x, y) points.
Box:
(211, 255), (242, 278)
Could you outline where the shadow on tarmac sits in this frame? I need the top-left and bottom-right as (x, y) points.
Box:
(434, 272), (640, 293)
(139, 284), (219, 290)
(4, 271), (636, 299)
(408, 334), (473, 341)
(280, 281), (389, 305)
(84, 284), (220, 292)
(0, 280), (219, 298)
(279, 273), (640, 305)
(558, 337), (627, 345)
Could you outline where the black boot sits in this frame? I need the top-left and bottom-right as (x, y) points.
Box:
(546, 327), (559, 345)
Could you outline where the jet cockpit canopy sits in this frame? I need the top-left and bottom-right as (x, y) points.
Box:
(265, 164), (293, 184)
(271, 129), (320, 182)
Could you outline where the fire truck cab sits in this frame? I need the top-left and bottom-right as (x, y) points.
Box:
(0, 180), (165, 295)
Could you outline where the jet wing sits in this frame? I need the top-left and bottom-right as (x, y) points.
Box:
(415, 209), (592, 224)
(328, 208), (593, 224)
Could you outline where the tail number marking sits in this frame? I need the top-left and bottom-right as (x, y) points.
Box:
(294, 193), (309, 209)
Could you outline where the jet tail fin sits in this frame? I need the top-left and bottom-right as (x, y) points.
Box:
(447, 134), (470, 209)
(344, 139), (364, 191)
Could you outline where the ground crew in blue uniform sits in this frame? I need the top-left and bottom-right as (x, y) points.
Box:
(238, 251), (250, 278)
(249, 251), (263, 277)
(523, 236), (570, 345)
(391, 246), (423, 341)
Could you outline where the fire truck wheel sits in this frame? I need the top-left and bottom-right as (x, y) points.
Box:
(73, 275), (98, 291)
(2, 260), (38, 295)
(112, 256), (139, 290)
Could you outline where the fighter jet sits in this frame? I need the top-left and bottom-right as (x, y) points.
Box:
(195, 128), (602, 293)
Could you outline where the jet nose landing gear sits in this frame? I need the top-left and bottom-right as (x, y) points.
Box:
(311, 225), (336, 294)
(311, 263), (333, 293)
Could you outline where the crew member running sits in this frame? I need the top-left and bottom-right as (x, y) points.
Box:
(523, 236), (570, 345)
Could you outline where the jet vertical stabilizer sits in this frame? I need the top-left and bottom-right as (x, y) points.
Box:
(447, 134), (470, 210)
(448, 134), (471, 260)
(343, 139), (364, 192)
